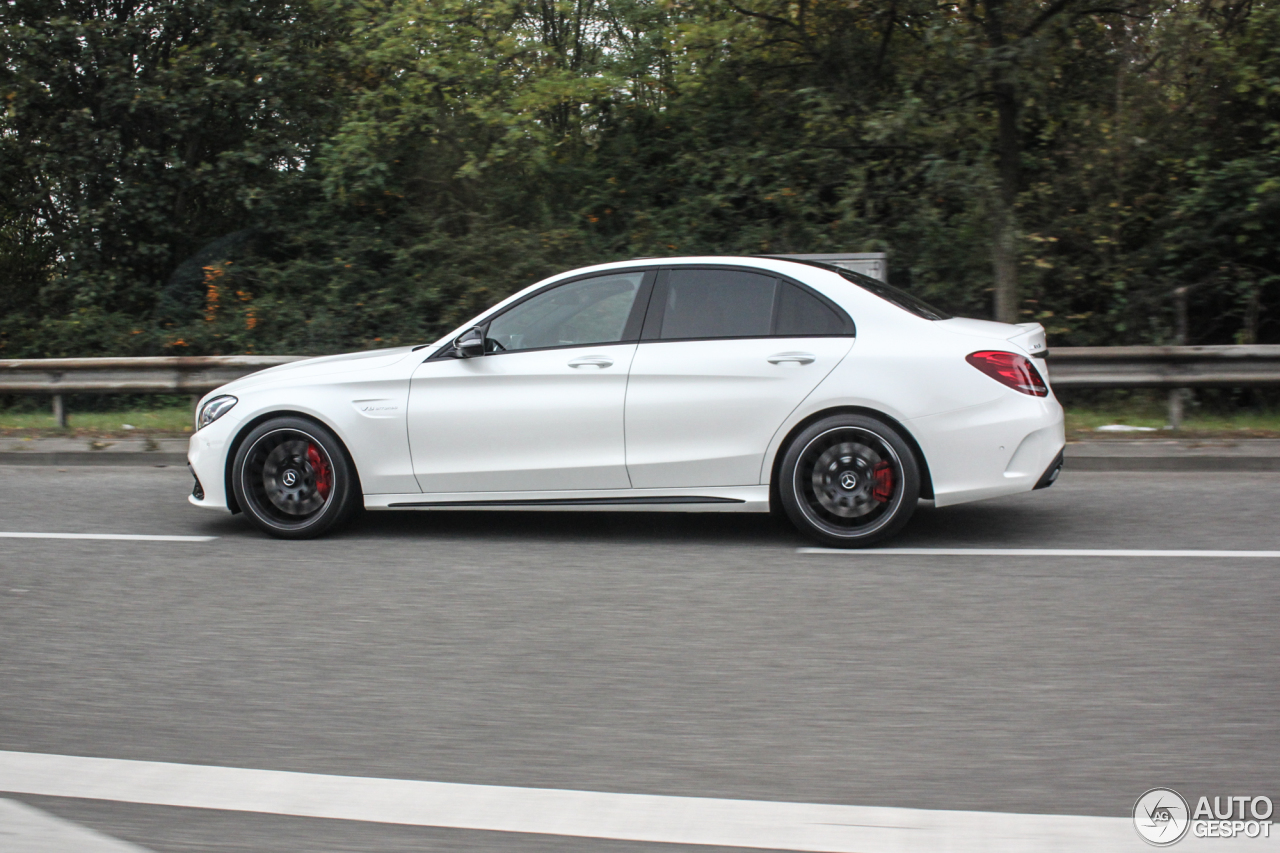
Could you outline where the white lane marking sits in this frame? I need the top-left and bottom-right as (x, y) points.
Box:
(799, 547), (1280, 558)
(0, 532), (215, 542)
(0, 751), (1150, 853)
(0, 798), (157, 853)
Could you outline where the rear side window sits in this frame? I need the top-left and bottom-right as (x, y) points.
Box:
(653, 268), (854, 340)
(775, 282), (854, 336)
(659, 269), (777, 339)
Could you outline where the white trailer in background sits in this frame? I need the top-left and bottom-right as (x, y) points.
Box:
(779, 253), (888, 282)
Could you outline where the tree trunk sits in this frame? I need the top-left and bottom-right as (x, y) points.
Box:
(992, 207), (1018, 323)
(979, 0), (1021, 324)
(992, 69), (1021, 324)
(1241, 284), (1261, 345)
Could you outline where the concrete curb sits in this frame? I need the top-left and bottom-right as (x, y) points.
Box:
(0, 437), (189, 467)
(1066, 456), (1280, 471)
(1064, 439), (1280, 471)
(0, 452), (188, 467)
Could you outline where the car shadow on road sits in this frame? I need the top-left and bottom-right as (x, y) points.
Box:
(340, 507), (806, 548)
(894, 501), (1061, 547)
(190, 496), (1061, 550)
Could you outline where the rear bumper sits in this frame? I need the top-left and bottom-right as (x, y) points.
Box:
(1034, 449), (1064, 490)
(909, 392), (1065, 507)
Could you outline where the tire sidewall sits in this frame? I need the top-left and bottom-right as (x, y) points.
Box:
(232, 416), (357, 539)
(778, 414), (920, 548)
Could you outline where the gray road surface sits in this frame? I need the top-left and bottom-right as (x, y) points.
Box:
(0, 465), (1277, 851)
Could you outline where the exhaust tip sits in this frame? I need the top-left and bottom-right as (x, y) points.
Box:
(1033, 450), (1065, 490)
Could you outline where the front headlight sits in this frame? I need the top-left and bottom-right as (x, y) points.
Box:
(196, 395), (238, 431)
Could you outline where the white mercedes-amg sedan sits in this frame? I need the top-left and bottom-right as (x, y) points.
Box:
(188, 256), (1064, 546)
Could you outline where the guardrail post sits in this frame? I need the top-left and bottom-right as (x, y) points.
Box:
(1168, 390), (1184, 430)
(52, 394), (67, 429)
(1169, 286), (1190, 429)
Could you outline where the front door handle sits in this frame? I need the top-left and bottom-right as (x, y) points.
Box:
(767, 352), (816, 365)
(568, 356), (614, 369)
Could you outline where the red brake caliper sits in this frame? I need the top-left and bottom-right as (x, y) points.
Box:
(871, 461), (894, 503)
(306, 443), (332, 499)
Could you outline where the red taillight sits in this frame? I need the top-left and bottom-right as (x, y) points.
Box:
(966, 351), (1048, 396)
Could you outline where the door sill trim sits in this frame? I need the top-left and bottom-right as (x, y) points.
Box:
(387, 495), (744, 508)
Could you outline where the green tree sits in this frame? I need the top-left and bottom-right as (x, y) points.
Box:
(4, 0), (1279, 356)
(0, 0), (342, 355)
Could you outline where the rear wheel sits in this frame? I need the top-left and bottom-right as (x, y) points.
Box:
(778, 414), (920, 548)
(231, 416), (360, 539)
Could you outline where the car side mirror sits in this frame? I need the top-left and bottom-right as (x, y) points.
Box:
(455, 327), (485, 358)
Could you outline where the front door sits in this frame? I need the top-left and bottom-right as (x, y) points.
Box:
(624, 267), (856, 488)
(407, 270), (650, 493)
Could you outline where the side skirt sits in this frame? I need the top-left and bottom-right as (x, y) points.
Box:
(363, 486), (771, 513)
(390, 496), (742, 508)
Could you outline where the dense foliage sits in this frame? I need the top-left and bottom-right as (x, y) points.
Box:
(2, 0), (1278, 356)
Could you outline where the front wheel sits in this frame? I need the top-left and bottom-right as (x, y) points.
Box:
(231, 416), (360, 539)
(777, 414), (920, 548)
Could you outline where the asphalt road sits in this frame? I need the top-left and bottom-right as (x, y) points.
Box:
(1, 465), (1278, 851)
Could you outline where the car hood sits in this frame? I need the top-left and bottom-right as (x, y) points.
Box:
(218, 345), (432, 393)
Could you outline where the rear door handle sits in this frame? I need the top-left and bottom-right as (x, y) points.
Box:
(767, 352), (816, 365)
(568, 356), (614, 369)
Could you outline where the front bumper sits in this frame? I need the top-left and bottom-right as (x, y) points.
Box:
(187, 416), (238, 511)
(188, 463), (205, 501)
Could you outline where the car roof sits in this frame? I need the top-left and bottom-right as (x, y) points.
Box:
(430, 255), (935, 348)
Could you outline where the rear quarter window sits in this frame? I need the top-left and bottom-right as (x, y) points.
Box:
(775, 282), (854, 336)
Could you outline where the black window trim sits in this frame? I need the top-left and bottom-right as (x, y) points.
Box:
(640, 263), (856, 344)
(428, 267), (658, 360)
(759, 256), (952, 321)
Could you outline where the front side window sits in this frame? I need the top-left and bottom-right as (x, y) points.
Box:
(485, 272), (645, 353)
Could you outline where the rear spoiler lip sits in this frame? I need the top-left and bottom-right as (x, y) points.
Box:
(1006, 321), (1047, 359)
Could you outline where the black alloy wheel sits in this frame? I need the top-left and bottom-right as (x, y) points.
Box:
(778, 414), (921, 547)
(232, 416), (360, 539)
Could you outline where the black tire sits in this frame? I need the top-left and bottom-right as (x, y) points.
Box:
(777, 414), (920, 548)
(231, 416), (361, 539)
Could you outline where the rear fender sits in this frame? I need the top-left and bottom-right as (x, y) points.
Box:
(767, 406), (935, 503)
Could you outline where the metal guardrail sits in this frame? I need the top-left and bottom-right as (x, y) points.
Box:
(0, 356), (304, 427)
(2, 346), (1279, 426)
(4, 346), (1279, 393)
(0, 356), (304, 394)
(1047, 345), (1280, 388)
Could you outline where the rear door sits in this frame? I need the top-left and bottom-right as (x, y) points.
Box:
(623, 266), (855, 488)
